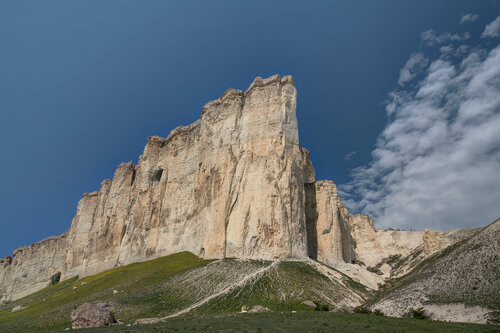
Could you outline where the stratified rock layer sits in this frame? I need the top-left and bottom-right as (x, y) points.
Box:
(0, 75), (473, 303)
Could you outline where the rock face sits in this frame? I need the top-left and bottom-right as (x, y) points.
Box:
(71, 303), (116, 329)
(0, 235), (68, 304)
(0, 74), (474, 303)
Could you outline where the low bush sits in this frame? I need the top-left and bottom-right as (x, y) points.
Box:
(367, 266), (383, 275)
(410, 307), (428, 320)
(354, 306), (372, 314)
(314, 304), (330, 311)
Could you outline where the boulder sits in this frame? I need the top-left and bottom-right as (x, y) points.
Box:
(248, 305), (270, 313)
(70, 303), (116, 329)
(50, 272), (61, 285)
(301, 300), (317, 307)
(11, 305), (25, 312)
(341, 306), (354, 313)
(133, 318), (164, 325)
(331, 306), (354, 313)
(241, 305), (249, 312)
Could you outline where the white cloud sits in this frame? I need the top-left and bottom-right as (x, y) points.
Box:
(455, 45), (470, 56)
(344, 151), (357, 161)
(340, 37), (500, 230)
(398, 52), (428, 86)
(439, 45), (453, 55)
(460, 13), (479, 24)
(420, 30), (470, 47)
(482, 15), (500, 38)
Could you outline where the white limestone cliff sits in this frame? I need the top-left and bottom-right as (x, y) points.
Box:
(0, 75), (473, 303)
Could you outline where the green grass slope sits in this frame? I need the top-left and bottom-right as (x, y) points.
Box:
(0, 253), (372, 332)
(1, 249), (498, 332)
(54, 312), (500, 333)
(190, 260), (370, 315)
(0, 252), (211, 332)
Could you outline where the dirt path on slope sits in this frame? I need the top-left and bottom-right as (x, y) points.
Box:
(134, 260), (279, 325)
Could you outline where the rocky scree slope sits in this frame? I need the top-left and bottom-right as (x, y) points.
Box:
(372, 218), (500, 324)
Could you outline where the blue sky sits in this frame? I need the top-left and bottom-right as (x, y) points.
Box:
(1, 1), (499, 257)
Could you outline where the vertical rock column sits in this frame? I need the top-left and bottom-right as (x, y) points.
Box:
(221, 75), (312, 259)
(305, 180), (355, 266)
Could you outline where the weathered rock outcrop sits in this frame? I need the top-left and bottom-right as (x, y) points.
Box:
(0, 235), (68, 304)
(71, 303), (116, 329)
(0, 74), (473, 304)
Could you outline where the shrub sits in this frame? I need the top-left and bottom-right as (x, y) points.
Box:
(373, 309), (384, 316)
(409, 307), (428, 320)
(351, 259), (365, 266)
(109, 311), (116, 322)
(366, 266), (383, 275)
(314, 303), (330, 311)
(354, 306), (372, 314)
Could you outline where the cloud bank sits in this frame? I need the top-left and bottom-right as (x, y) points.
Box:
(340, 19), (500, 230)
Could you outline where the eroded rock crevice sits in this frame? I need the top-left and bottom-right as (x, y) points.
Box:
(304, 183), (318, 260)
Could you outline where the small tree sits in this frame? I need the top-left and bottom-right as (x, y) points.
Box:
(373, 309), (384, 316)
(314, 303), (330, 311)
(410, 307), (428, 320)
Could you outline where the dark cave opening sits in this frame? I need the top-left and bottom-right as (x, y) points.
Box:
(153, 169), (163, 182)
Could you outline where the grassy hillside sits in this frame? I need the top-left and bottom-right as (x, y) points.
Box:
(189, 260), (370, 315)
(49, 312), (500, 332)
(0, 253), (369, 332)
(1, 250), (498, 332)
(0, 252), (211, 332)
